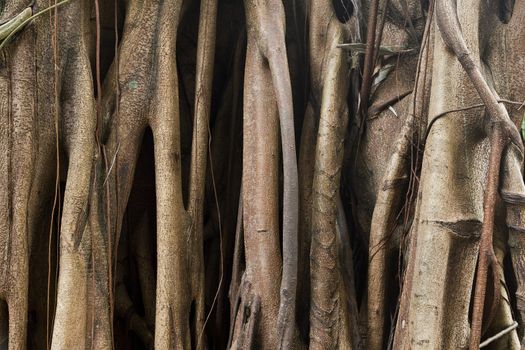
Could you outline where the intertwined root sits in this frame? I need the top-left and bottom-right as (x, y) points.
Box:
(0, 0), (210, 348)
(0, 1), (97, 349)
(94, 0), (209, 348)
(231, 0), (298, 347)
(1, 0), (525, 349)
(304, 1), (360, 349)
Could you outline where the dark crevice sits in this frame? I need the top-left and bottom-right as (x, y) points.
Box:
(333, 0), (354, 23)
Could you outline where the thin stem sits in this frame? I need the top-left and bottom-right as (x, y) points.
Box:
(470, 126), (504, 348)
(0, 0), (71, 51)
(479, 321), (518, 348)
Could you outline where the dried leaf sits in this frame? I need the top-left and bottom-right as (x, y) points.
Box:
(388, 105), (398, 117)
(337, 42), (416, 56)
(371, 64), (395, 96)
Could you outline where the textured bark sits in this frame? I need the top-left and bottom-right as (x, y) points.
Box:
(366, 1), (432, 348)
(0, 0), (524, 349)
(0, 1), (97, 349)
(307, 1), (359, 348)
(393, 0), (523, 348)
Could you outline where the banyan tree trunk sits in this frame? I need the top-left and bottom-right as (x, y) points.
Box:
(0, 0), (523, 349)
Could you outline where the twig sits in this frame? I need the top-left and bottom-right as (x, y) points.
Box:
(47, 1), (63, 348)
(424, 99), (525, 144)
(470, 126), (504, 348)
(102, 142), (121, 186)
(0, 0), (71, 51)
(0, 8), (31, 41)
(479, 321), (518, 348)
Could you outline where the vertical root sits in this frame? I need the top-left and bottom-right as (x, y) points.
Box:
(236, 2), (285, 346)
(244, 1), (299, 346)
(149, 3), (189, 346)
(366, 116), (413, 350)
(3, 22), (36, 350)
(309, 16), (354, 350)
(189, 0), (217, 347)
(151, 125), (191, 349)
(434, 1), (521, 347)
(366, 2), (433, 346)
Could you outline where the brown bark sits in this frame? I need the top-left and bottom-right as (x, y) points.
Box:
(0, 0), (524, 349)
(307, 1), (359, 348)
